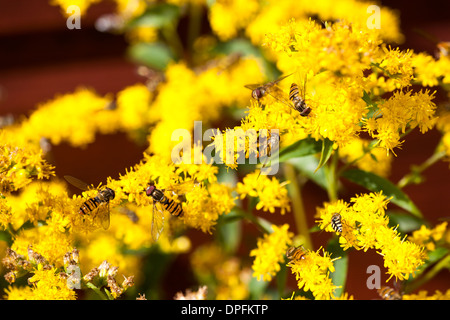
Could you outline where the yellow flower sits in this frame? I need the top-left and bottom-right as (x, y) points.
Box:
(317, 192), (426, 281)
(115, 84), (152, 132)
(250, 224), (293, 281)
(236, 171), (291, 214)
(27, 265), (77, 300)
(339, 138), (393, 177)
(287, 247), (339, 300)
(0, 132), (55, 192)
(409, 222), (449, 251)
(14, 88), (114, 148)
(209, 0), (260, 41)
(402, 289), (450, 300)
(364, 89), (437, 154)
(50, 0), (101, 16)
(378, 46), (414, 89)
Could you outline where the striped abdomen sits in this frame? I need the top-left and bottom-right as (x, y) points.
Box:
(79, 197), (101, 215)
(161, 197), (183, 217)
(331, 212), (343, 233)
(147, 185), (183, 217)
(286, 246), (307, 261)
(79, 188), (115, 215)
(289, 83), (311, 117)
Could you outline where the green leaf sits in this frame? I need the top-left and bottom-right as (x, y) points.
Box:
(362, 90), (374, 106)
(327, 237), (348, 298)
(342, 169), (423, 218)
(127, 42), (175, 69)
(387, 211), (425, 233)
(248, 276), (269, 299)
(276, 262), (287, 298)
(315, 138), (334, 172)
(278, 137), (322, 162)
(127, 3), (179, 29)
(217, 210), (242, 254)
(286, 156), (328, 190)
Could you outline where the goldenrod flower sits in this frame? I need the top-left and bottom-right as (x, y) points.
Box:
(209, 0), (260, 41)
(250, 224), (293, 281)
(339, 138), (393, 177)
(364, 89), (437, 154)
(287, 247), (339, 300)
(236, 172), (291, 214)
(402, 289), (450, 300)
(0, 132), (54, 192)
(50, 0), (101, 16)
(317, 192), (426, 281)
(409, 222), (449, 251)
(27, 265), (77, 300)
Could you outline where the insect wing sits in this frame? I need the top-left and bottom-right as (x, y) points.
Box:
(244, 83), (261, 91)
(151, 203), (165, 241)
(266, 84), (295, 108)
(272, 73), (293, 85)
(96, 202), (111, 230)
(64, 175), (91, 191)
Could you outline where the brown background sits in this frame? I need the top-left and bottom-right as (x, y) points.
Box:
(1, 0), (449, 299)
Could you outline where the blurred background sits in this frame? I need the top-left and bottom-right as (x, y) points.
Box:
(0, 0), (449, 299)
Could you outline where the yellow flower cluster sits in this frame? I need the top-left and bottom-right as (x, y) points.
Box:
(2, 0), (449, 300)
(0, 131), (54, 192)
(317, 192), (426, 281)
(236, 172), (291, 214)
(287, 247), (340, 300)
(408, 222), (449, 252)
(250, 224), (293, 281)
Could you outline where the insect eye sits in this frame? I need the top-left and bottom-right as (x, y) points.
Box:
(252, 89), (263, 100)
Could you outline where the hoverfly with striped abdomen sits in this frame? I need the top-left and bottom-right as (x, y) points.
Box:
(289, 82), (311, 117)
(145, 181), (188, 242)
(64, 175), (115, 230)
(286, 245), (308, 262)
(330, 211), (343, 234)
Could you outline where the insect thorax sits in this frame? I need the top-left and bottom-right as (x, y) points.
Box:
(151, 189), (165, 202)
(97, 188), (115, 202)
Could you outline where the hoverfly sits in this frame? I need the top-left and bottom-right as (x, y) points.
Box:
(145, 182), (185, 242)
(245, 74), (293, 105)
(64, 175), (115, 230)
(289, 82), (311, 117)
(245, 73), (311, 117)
(377, 286), (402, 300)
(331, 211), (343, 234)
(286, 246), (308, 262)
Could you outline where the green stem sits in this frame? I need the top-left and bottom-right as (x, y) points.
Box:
(397, 150), (446, 189)
(234, 207), (272, 234)
(187, 4), (202, 55)
(85, 282), (109, 300)
(284, 163), (312, 249)
(162, 22), (184, 61)
(326, 149), (339, 202)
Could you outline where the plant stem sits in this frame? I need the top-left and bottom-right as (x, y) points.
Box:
(187, 4), (202, 54)
(397, 150), (446, 189)
(284, 163), (312, 249)
(85, 282), (109, 300)
(326, 149), (339, 202)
